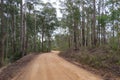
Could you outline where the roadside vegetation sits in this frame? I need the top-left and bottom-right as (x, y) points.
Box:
(0, 0), (120, 79)
(0, 0), (58, 66)
(55, 0), (120, 79)
(60, 47), (120, 78)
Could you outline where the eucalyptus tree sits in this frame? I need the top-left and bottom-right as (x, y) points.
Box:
(60, 0), (81, 50)
(0, 0), (5, 67)
(92, 0), (97, 46)
(105, 0), (120, 49)
(40, 2), (58, 52)
(6, 0), (20, 55)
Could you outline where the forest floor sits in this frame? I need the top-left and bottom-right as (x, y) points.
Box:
(0, 51), (103, 80)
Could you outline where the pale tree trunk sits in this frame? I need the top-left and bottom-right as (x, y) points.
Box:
(101, 25), (106, 45)
(48, 34), (51, 52)
(92, 0), (97, 46)
(41, 18), (45, 52)
(21, 3), (27, 55)
(34, 13), (37, 52)
(112, 2), (115, 44)
(24, 5), (28, 55)
(22, 14), (25, 56)
(68, 30), (73, 48)
(102, 0), (106, 45)
(97, 0), (101, 46)
(81, 1), (85, 46)
(20, 1), (27, 56)
(68, 34), (71, 48)
(20, 0), (25, 56)
(86, 12), (90, 47)
(24, 12), (27, 55)
(11, 13), (16, 54)
(117, 23), (120, 50)
(73, 20), (79, 50)
(90, 14), (93, 47)
(25, 9), (31, 54)
(5, 9), (9, 60)
(41, 30), (44, 52)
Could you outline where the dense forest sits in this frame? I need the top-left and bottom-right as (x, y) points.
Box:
(0, 0), (120, 76)
(57, 0), (120, 51)
(0, 0), (59, 67)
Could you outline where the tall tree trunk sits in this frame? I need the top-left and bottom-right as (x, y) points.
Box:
(90, 14), (93, 47)
(86, 12), (89, 47)
(5, 9), (9, 60)
(41, 31), (44, 52)
(82, 1), (85, 46)
(34, 13), (36, 52)
(92, 0), (97, 46)
(97, 0), (101, 46)
(116, 1), (119, 50)
(68, 34), (71, 48)
(41, 18), (45, 52)
(25, 9), (31, 54)
(73, 21), (79, 50)
(11, 13), (16, 54)
(101, 25), (106, 45)
(24, 12), (27, 55)
(112, 2), (115, 44)
(48, 34), (51, 52)
(0, 0), (6, 67)
(20, 0), (24, 56)
(24, 5), (28, 55)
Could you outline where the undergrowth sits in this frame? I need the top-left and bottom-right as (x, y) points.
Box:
(59, 47), (120, 77)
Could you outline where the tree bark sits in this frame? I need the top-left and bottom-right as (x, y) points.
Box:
(97, 0), (101, 46)
(0, 0), (5, 67)
(73, 21), (79, 50)
(41, 17), (45, 52)
(11, 13), (16, 54)
(82, 1), (85, 46)
(92, 0), (97, 46)
(34, 13), (37, 52)
(23, 12), (27, 55)
(20, 0), (25, 56)
(48, 34), (51, 52)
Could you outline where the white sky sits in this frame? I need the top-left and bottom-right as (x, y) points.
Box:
(23, 0), (62, 17)
(23, 0), (64, 36)
(43, 0), (65, 35)
(42, 0), (62, 18)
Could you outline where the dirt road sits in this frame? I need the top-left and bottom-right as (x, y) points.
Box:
(12, 51), (103, 80)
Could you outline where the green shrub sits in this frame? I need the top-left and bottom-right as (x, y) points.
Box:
(10, 53), (22, 62)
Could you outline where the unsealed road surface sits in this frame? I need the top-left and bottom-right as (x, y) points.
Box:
(12, 51), (103, 80)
